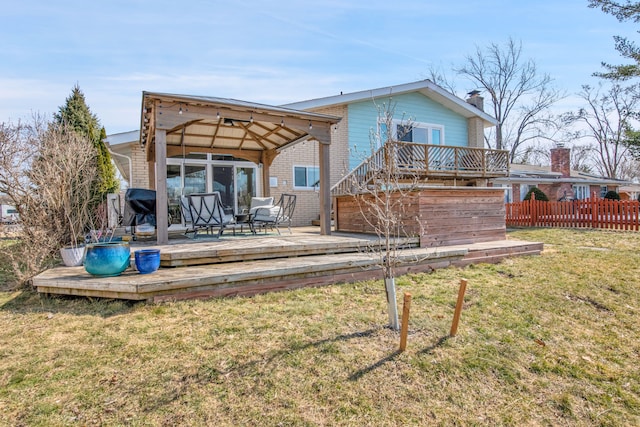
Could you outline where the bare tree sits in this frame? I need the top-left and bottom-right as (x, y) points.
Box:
(616, 156), (640, 181)
(563, 83), (640, 179)
(337, 101), (427, 330)
(570, 144), (596, 174)
(445, 38), (563, 162)
(426, 64), (458, 94)
(0, 117), (99, 286)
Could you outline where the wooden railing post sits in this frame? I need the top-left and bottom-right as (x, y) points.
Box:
(454, 147), (459, 171)
(482, 151), (487, 176)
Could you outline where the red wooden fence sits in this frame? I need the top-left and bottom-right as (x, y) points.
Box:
(506, 198), (640, 231)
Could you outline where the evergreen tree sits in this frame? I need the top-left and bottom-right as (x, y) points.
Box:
(588, 1), (640, 80)
(523, 187), (549, 202)
(54, 85), (119, 198)
(96, 126), (119, 195)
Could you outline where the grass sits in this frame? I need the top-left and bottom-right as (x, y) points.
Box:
(0, 228), (639, 426)
(0, 237), (19, 288)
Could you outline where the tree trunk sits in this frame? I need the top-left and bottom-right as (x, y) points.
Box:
(385, 276), (399, 331)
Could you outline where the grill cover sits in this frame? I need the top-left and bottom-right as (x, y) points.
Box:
(123, 188), (156, 227)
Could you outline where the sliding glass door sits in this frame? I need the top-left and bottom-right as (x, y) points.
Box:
(212, 166), (234, 213)
(166, 156), (259, 224)
(236, 167), (257, 214)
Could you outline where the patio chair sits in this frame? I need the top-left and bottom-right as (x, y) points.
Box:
(180, 195), (193, 231)
(249, 194), (296, 235)
(186, 192), (234, 238)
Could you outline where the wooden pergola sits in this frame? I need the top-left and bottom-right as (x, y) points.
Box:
(140, 92), (341, 245)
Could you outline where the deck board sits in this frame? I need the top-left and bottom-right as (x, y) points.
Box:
(33, 229), (542, 301)
(34, 246), (467, 300)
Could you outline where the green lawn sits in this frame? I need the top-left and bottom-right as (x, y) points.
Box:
(0, 228), (639, 426)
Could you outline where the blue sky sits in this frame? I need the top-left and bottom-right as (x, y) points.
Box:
(1, 0), (638, 134)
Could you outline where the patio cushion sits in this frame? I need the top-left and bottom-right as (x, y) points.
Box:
(249, 197), (274, 216)
(252, 205), (282, 222)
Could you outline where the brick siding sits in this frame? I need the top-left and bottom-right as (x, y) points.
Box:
(270, 105), (348, 226)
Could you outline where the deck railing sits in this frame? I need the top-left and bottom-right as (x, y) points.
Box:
(506, 198), (640, 231)
(331, 142), (509, 196)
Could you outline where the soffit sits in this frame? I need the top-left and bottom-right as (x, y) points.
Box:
(140, 92), (341, 161)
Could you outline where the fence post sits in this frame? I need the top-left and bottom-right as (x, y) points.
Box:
(591, 192), (598, 229)
(530, 192), (537, 227)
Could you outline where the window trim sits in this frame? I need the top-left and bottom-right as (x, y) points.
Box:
(520, 183), (538, 201)
(600, 186), (608, 198)
(388, 119), (445, 145)
(293, 165), (320, 190)
(572, 184), (590, 200)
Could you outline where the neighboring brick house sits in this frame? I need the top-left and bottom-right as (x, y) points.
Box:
(491, 146), (630, 202)
(106, 80), (497, 227)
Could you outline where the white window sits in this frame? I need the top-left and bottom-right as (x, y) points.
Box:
(600, 186), (608, 198)
(573, 185), (589, 200)
(293, 166), (319, 189)
(495, 184), (513, 203)
(520, 184), (538, 201)
(396, 121), (444, 145)
(381, 120), (445, 145)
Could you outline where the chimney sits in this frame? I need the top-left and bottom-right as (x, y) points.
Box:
(550, 144), (571, 178)
(466, 90), (484, 111)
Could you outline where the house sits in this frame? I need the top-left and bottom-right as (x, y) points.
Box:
(105, 80), (506, 243)
(490, 145), (630, 202)
(618, 184), (640, 201)
(274, 80), (500, 226)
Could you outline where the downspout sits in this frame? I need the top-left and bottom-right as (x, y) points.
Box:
(108, 149), (133, 188)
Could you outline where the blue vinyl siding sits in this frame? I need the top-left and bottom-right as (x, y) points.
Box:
(347, 92), (468, 170)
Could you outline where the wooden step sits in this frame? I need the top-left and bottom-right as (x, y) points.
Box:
(158, 234), (418, 267)
(452, 240), (543, 266)
(33, 234), (543, 302)
(34, 246), (468, 302)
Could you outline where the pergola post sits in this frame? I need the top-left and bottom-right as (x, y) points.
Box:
(262, 156), (271, 197)
(155, 129), (169, 245)
(319, 141), (331, 235)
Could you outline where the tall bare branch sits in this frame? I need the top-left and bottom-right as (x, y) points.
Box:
(454, 38), (563, 160)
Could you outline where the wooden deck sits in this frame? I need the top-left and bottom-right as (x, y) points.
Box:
(33, 228), (543, 302)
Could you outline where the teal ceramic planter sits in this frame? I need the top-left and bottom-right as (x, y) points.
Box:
(134, 249), (161, 274)
(84, 242), (131, 277)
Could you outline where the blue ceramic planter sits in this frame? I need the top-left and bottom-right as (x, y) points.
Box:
(134, 249), (161, 274)
(84, 242), (131, 277)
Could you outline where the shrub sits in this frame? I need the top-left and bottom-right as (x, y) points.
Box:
(604, 190), (620, 200)
(523, 187), (549, 201)
(0, 118), (100, 287)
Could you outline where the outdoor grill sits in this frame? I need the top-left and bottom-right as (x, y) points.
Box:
(123, 188), (157, 229)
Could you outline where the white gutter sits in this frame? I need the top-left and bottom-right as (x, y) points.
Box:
(108, 149), (133, 188)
